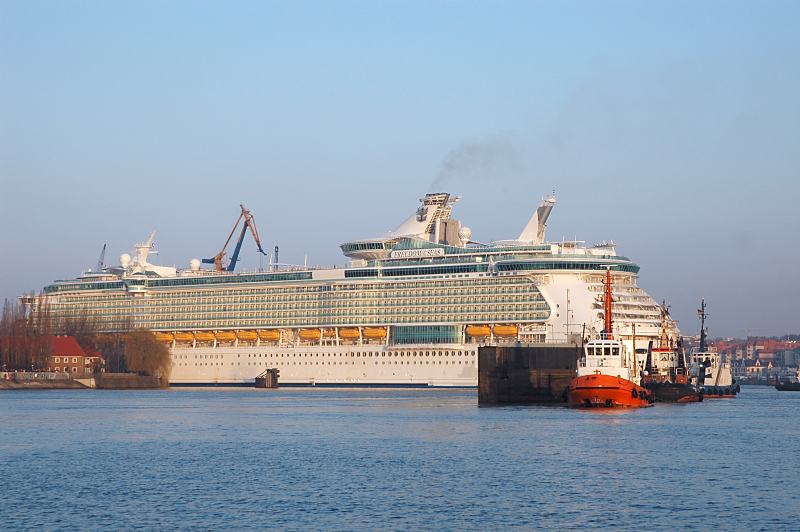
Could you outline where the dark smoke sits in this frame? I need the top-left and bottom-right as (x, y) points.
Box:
(430, 134), (525, 192)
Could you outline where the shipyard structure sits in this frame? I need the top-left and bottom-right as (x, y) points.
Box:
(27, 192), (678, 386)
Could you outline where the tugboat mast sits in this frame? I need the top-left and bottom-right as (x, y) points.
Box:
(603, 268), (613, 338)
(698, 299), (708, 352)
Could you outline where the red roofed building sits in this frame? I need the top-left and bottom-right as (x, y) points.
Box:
(43, 336), (105, 375)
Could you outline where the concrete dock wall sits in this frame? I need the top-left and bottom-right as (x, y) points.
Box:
(1, 372), (164, 390)
(95, 374), (165, 389)
(478, 344), (579, 404)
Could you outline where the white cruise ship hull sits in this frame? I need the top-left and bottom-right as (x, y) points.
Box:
(169, 344), (479, 386)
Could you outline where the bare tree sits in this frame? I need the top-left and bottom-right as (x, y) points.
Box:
(0, 298), (52, 370)
(125, 329), (172, 385)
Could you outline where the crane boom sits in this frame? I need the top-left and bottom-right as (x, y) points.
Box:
(96, 243), (107, 272)
(203, 204), (267, 272)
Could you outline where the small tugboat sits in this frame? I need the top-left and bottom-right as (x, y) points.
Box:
(566, 269), (653, 408)
(687, 299), (739, 398)
(640, 302), (703, 403)
(775, 369), (800, 391)
(642, 341), (703, 403)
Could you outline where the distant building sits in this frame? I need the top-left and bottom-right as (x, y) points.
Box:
(759, 351), (776, 363)
(745, 359), (770, 379)
(777, 347), (800, 367)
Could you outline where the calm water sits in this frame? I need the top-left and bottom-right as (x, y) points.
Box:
(1, 386), (798, 530)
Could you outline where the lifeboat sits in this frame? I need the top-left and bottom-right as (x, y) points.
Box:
(322, 329), (337, 338)
(194, 331), (215, 342)
(258, 330), (281, 342)
(466, 325), (491, 337)
(236, 330), (258, 341)
(215, 331), (236, 342)
(299, 328), (322, 341)
(492, 324), (518, 337)
(154, 332), (174, 343)
(363, 327), (387, 339)
(338, 328), (361, 340)
(174, 332), (194, 343)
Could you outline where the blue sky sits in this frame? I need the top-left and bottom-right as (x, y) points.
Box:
(1, 0), (798, 337)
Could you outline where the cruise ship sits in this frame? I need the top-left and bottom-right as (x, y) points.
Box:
(30, 192), (678, 386)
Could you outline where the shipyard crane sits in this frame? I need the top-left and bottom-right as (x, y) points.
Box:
(203, 204), (268, 272)
(96, 243), (107, 272)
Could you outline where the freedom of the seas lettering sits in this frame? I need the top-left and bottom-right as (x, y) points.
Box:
(389, 248), (445, 259)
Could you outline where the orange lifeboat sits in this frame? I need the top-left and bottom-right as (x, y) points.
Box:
(215, 331), (236, 342)
(258, 330), (281, 342)
(236, 330), (258, 342)
(492, 324), (518, 337)
(566, 372), (653, 408)
(174, 332), (194, 343)
(363, 327), (387, 339)
(299, 329), (322, 341)
(194, 331), (215, 342)
(154, 332), (174, 343)
(339, 328), (360, 340)
(322, 329), (337, 338)
(466, 325), (491, 337)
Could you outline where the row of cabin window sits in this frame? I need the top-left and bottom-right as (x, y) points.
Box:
(173, 351), (476, 359)
(178, 360), (474, 367)
(238, 351), (473, 358)
(53, 357), (80, 363)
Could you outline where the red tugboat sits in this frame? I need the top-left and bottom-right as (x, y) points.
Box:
(566, 269), (653, 408)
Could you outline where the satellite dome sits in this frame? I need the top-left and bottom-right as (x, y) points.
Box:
(120, 253), (131, 269)
(190, 258), (201, 271)
(459, 227), (472, 244)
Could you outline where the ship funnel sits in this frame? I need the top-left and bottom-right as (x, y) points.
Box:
(517, 194), (556, 244)
(388, 192), (460, 239)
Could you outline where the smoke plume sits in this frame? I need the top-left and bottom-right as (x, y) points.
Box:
(430, 134), (525, 192)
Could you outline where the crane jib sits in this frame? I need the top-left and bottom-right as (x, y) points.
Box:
(206, 204), (268, 272)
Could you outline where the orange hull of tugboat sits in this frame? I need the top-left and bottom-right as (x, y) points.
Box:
(567, 373), (653, 408)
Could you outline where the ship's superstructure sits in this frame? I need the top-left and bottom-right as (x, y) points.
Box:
(29, 192), (678, 386)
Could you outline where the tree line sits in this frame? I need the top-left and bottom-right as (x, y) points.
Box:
(1, 298), (170, 384)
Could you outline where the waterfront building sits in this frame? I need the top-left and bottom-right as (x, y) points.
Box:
(42, 336), (104, 375)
